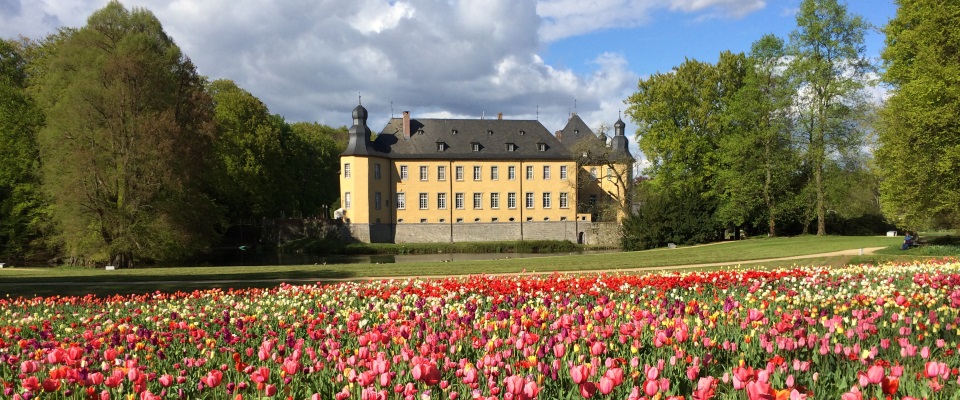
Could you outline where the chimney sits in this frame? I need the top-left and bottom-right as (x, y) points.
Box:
(555, 130), (562, 141)
(402, 111), (410, 138)
(497, 112), (503, 120)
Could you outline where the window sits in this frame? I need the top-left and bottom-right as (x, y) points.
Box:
(560, 165), (567, 180)
(400, 165), (408, 181)
(491, 166), (499, 180)
(473, 193), (482, 209)
(438, 166), (446, 181)
(559, 192), (569, 209)
(344, 192), (351, 209)
(452, 129), (458, 135)
(543, 192), (551, 208)
(537, 143), (546, 152)
(473, 166), (481, 181)
(437, 193), (447, 210)
(436, 142), (446, 151)
(508, 166), (516, 180)
(455, 193), (464, 209)
(396, 193), (406, 209)
(456, 166), (464, 181)
(506, 143), (517, 152)
(419, 166), (428, 181)
(472, 143), (481, 152)
(525, 192), (534, 209)
(526, 166), (533, 180)
(375, 192), (382, 210)
(487, 130), (494, 135)
(343, 163), (351, 178)
(607, 167), (614, 181)
(374, 164), (381, 180)
(419, 193), (428, 210)
(590, 167), (598, 179)
(507, 193), (517, 209)
(490, 192), (500, 209)
(589, 194), (597, 206)
(543, 166), (551, 180)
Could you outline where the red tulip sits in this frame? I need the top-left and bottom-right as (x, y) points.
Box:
(643, 379), (659, 397)
(412, 362), (441, 386)
(265, 384), (278, 396)
(866, 365), (884, 385)
(282, 359), (300, 375)
(578, 382), (597, 398)
(21, 376), (39, 392)
(41, 378), (60, 393)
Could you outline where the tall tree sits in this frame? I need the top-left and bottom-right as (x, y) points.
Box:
(32, 2), (218, 268)
(718, 34), (798, 237)
(287, 121), (347, 217)
(0, 39), (48, 260)
(208, 79), (292, 219)
(876, 0), (960, 228)
(788, 0), (871, 235)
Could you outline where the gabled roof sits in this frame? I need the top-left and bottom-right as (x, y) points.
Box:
(557, 113), (598, 146)
(372, 118), (571, 160)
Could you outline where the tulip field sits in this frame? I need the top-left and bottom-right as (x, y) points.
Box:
(1, 259), (959, 399)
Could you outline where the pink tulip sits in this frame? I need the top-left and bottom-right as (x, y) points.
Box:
(19, 361), (39, 374)
(523, 380), (539, 399)
(841, 389), (862, 400)
(627, 386), (640, 400)
(643, 379), (659, 397)
(159, 374), (174, 387)
(645, 366), (659, 381)
(505, 375), (525, 395)
(265, 384), (278, 396)
(746, 381), (771, 400)
(282, 359), (300, 375)
(590, 341), (604, 356)
(100, 390), (111, 400)
(598, 376), (614, 395)
(553, 343), (566, 358)
(866, 365), (884, 385)
(570, 364), (590, 384)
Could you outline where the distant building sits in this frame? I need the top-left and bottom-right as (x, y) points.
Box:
(339, 104), (632, 243)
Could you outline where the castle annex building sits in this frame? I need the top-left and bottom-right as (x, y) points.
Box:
(339, 104), (632, 243)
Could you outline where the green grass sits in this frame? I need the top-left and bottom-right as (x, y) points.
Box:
(0, 235), (906, 298)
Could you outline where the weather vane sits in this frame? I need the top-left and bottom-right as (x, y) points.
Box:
(358, 92), (362, 105)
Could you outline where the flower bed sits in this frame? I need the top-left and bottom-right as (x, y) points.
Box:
(1, 259), (959, 399)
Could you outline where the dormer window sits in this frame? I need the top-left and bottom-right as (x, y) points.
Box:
(519, 130), (525, 135)
(537, 143), (547, 152)
(417, 128), (425, 135)
(487, 130), (494, 135)
(471, 142), (481, 152)
(452, 129), (458, 135)
(506, 143), (517, 152)
(436, 142), (447, 151)
(574, 129), (580, 135)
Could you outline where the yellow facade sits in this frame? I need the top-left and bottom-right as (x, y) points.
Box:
(346, 159), (578, 225)
(580, 163), (632, 221)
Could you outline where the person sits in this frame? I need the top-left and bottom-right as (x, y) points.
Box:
(901, 231), (915, 250)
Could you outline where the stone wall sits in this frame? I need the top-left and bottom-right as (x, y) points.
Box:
(341, 221), (621, 247)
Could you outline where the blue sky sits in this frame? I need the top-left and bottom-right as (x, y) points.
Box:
(1, 0), (898, 162)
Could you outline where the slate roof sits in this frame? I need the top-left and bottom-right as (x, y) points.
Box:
(557, 113), (598, 146)
(371, 118), (572, 160)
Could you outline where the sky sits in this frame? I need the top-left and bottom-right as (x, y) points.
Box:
(1, 0), (898, 163)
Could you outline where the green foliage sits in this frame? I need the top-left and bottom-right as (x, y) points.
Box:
(621, 183), (718, 251)
(0, 39), (50, 260)
(31, 2), (219, 268)
(283, 239), (583, 255)
(876, 0), (960, 229)
(287, 122), (348, 216)
(788, 0), (872, 235)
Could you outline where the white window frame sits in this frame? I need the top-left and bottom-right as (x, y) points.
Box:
(507, 192), (517, 209)
(344, 192), (351, 209)
(420, 166), (428, 181)
(559, 192), (569, 209)
(400, 165), (408, 181)
(490, 192), (500, 209)
(455, 193), (464, 210)
(526, 166), (533, 180)
(560, 165), (567, 180)
(396, 192), (406, 209)
(491, 166), (499, 180)
(508, 166), (516, 180)
(437, 193), (447, 210)
(543, 166), (551, 180)
(473, 166), (481, 181)
(343, 163), (351, 178)
(419, 193), (429, 210)
(473, 193), (482, 210)
(542, 192), (551, 209)
(438, 166), (446, 181)
(456, 166), (464, 181)
(525, 192), (534, 209)
(374, 164), (381, 180)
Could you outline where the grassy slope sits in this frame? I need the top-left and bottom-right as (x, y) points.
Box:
(0, 236), (902, 296)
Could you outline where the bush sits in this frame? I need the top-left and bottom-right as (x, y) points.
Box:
(621, 188), (719, 251)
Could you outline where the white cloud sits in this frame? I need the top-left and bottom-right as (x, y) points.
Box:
(537, 0), (766, 42)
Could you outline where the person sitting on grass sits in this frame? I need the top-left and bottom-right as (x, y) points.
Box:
(901, 231), (915, 251)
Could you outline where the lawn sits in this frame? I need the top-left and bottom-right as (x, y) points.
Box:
(0, 235), (907, 298)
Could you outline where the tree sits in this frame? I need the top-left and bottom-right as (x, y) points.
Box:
(718, 34), (799, 237)
(32, 2), (218, 268)
(876, 0), (960, 229)
(0, 39), (49, 260)
(287, 122), (347, 217)
(788, 0), (871, 235)
(208, 79), (293, 220)
(568, 127), (634, 222)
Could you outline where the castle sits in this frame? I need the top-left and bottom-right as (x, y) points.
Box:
(338, 104), (632, 244)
